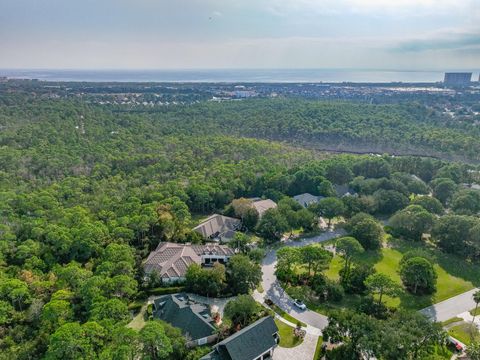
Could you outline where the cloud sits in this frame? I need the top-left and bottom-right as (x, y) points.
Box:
(393, 29), (480, 52)
(264, 0), (477, 16)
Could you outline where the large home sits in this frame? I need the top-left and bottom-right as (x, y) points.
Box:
(201, 316), (279, 360)
(250, 199), (277, 218)
(143, 242), (235, 283)
(193, 214), (241, 243)
(153, 293), (218, 347)
(293, 193), (323, 208)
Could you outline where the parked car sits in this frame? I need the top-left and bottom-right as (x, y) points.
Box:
(448, 336), (464, 352)
(293, 299), (306, 310)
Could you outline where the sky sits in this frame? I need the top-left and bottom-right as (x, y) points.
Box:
(0, 0), (479, 70)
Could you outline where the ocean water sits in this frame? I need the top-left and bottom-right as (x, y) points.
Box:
(0, 68), (463, 83)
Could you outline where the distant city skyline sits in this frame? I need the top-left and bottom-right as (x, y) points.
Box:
(0, 0), (479, 70)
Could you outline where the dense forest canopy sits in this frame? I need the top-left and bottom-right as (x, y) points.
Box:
(1, 89), (480, 359)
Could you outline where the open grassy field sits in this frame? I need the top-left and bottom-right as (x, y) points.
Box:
(288, 237), (480, 314)
(274, 319), (303, 348)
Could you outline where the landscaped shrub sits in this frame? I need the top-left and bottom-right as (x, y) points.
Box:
(147, 286), (185, 296)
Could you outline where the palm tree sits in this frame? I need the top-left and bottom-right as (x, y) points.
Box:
(471, 290), (480, 340)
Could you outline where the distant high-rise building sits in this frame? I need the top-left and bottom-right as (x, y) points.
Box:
(443, 72), (472, 87)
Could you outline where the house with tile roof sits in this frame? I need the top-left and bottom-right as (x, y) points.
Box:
(200, 316), (279, 360)
(143, 242), (235, 283)
(193, 214), (241, 243)
(250, 199), (277, 218)
(153, 293), (218, 347)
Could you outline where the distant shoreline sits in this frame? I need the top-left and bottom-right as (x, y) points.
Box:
(1, 68), (472, 83)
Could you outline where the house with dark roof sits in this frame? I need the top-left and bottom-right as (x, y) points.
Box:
(200, 316), (279, 360)
(334, 184), (356, 197)
(193, 214), (241, 243)
(153, 293), (218, 347)
(144, 242), (235, 283)
(293, 193), (323, 208)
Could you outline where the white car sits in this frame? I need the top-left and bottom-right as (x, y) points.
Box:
(293, 299), (306, 310)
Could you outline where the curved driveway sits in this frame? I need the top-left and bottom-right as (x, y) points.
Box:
(254, 229), (345, 334)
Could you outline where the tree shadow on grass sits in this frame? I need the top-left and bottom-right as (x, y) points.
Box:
(353, 248), (384, 267)
(398, 290), (434, 311)
(435, 251), (480, 287)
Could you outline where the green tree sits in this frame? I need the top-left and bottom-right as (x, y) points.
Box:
(90, 298), (130, 323)
(100, 326), (140, 360)
(226, 254), (262, 295)
(185, 263), (226, 297)
(373, 189), (409, 215)
(347, 213), (383, 250)
(400, 257), (437, 295)
(389, 205), (435, 241)
(46, 322), (95, 360)
(431, 178), (457, 205)
(41, 300), (73, 332)
(256, 208), (289, 242)
(468, 341), (480, 360)
(451, 189), (480, 215)
(224, 295), (258, 327)
(0, 300), (14, 327)
(411, 196), (444, 215)
(325, 163), (353, 185)
(231, 198), (258, 230)
(336, 237), (364, 280)
(139, 321), (173, 360)
(365, 273), (401, 306)
(471, 290), (480, 340)
(300, 245), (332, 276)
(0, 278), (31, 311)
(229, 232), (252, 253)
(296, 208), (317, 231)
(432, 215), (478, 255)
(315, 197), (345, 226)
(353, 158), (392, 179)
(275, 247), (300, 281)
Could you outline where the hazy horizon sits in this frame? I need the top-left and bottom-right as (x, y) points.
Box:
(4, 68), (478, 83)
(1, 0), (479, 70)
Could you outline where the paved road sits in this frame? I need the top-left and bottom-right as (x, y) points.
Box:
(420, 288), (479, 322)
(254, 229), (345, 332)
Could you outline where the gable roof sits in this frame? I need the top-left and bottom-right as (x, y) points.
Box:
(153, 294), (215, 341)
(251, 199), (277, 218)
(293, 193), (322, 207)
(193, 214), (241, 240)
(201, 316), (278, 360)
(143, 242), (235, 280)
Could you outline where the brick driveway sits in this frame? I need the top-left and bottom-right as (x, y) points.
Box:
(273, 333), (319, 360)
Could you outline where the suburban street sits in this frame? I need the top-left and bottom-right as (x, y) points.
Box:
(420, 288), (480, 322)
(254, 229), (345, 333)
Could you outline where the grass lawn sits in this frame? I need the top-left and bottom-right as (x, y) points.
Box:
(448, 322), (480, 346)
(442, 317), (464, 327)
(322, 239), (479, 311)
(127, 304), (147, 330)
(313, 336), (324, 360)
(269, 303), (306, 327)
(274, 319), (303, 348)
(470, 307), (480, 316)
